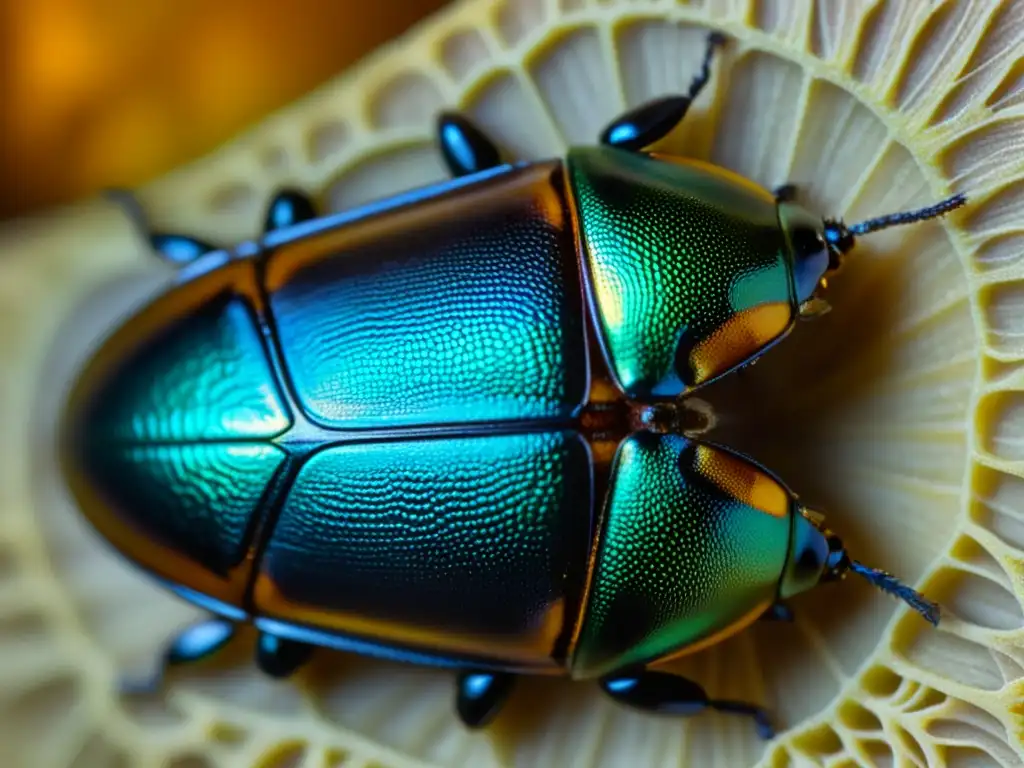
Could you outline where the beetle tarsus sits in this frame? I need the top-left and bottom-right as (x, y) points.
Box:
(455, 670), (516, 728)
(600, 670), (775, 739)
(264, 190), (318, 233)
(119, 617), (236, 695)
(437, 112), (504, 177)
(599, 30), (726, 151)
(761, 601), (795, 622)
(255, 632), (314, 678)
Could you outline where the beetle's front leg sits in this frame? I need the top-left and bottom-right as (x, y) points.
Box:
(600, 669), (775, 739)
(120, 617), (237, 694)
(454, 670), (517, 728)
(599, 31), (727, 152)
(436, 113), (504, 177)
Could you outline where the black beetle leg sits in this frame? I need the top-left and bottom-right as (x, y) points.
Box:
(105, 187), (220, 266)
(455, 670), (517, 728)
(600, 669), (775, 740)
(773, 184), (799, 203)
(264, 189), (318, 233)
(760, 601), (795, 622)
(599, 31), (727, 151)
(436, 112), (504, 177)
(119, 617), (236, 695)
(255, 632), (315, 678)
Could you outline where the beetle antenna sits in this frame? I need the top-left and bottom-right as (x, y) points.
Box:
(849, 560), (940, 626)
(848, 193), (967, 236)
(823, 193), (967, 256)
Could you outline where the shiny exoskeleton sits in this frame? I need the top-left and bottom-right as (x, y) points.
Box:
(62, 33), (955, 737)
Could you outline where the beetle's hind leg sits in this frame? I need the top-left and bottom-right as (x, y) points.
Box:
(436, 113), (504, 177)
(455, 670), (517, 728)
(599, 30), (727, 152)
(119, 617), (237, 695)
(600, 669), (775, 739)
(105, 187), (221, 265)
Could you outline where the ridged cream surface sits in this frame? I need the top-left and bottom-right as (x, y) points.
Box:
(1, 0), (1022, 766)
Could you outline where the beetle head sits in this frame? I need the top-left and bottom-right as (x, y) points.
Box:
(779, 505), (844, 599)
(777, 201), (834, 309)
(778, 193), (967, 318)
(780, 505), (941, 626)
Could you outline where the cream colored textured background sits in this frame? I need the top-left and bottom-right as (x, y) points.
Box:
(1, 1), (1023, 766)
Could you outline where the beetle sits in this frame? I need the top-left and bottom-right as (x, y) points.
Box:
(60, 32), (957, 737)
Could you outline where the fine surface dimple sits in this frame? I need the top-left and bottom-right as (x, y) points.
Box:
(82, 444), (286, 576)
(78, 295), (291, 442)
(568, 146), (792, 396)
(257, 432), (592, 663)
(571, 434), (791, 677)
(269, 163), (587, 428)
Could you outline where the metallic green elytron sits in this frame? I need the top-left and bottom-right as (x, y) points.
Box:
(61, 32), (957, 738)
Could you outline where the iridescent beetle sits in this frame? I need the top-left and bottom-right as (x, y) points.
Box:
(61, 33), (958, 737)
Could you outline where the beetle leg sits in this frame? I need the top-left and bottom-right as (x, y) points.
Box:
(105, 187), (220, 265)
(436, 112), (504, 177)
(599, 31), (727, 151)
(773, 184), (799, 203)
(119, 617), (236, 695)
(455, 670), (517, 728)
(760, 601), (795, 622)
(255, 632), (315, 678)
(599, 670), (775, 740)
(264, 189), (318, 233)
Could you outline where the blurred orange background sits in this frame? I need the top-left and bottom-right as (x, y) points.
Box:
(3, 0), (449, 221)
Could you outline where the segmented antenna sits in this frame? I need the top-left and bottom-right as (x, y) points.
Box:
(850, 560), (940, 626)
(848, 193), (967, 236)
